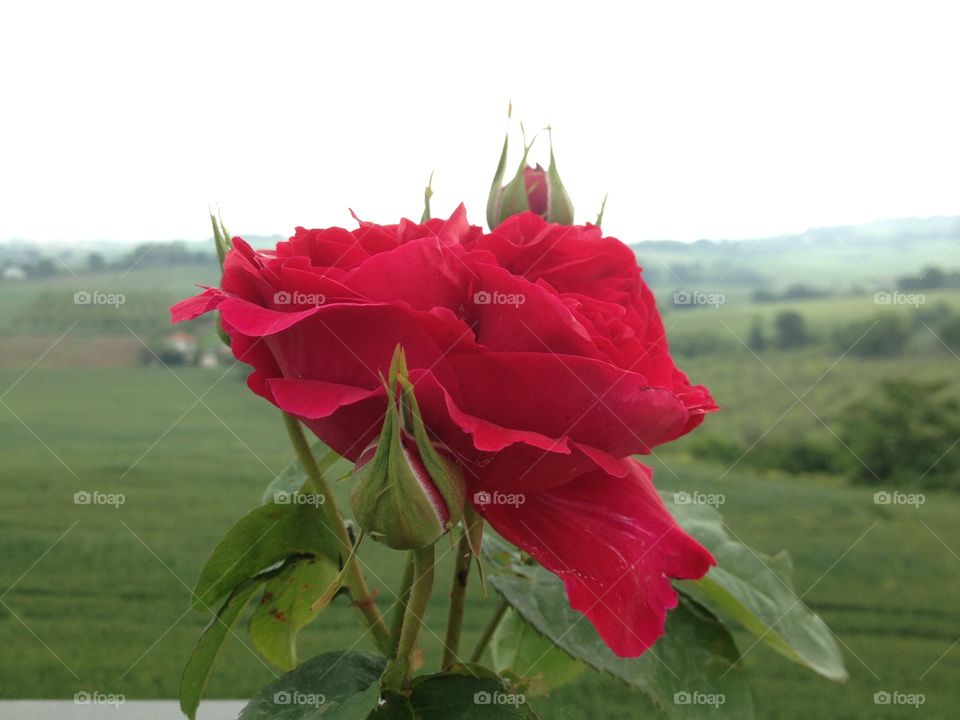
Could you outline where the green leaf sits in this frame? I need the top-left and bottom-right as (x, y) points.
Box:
(490, 608), (585, 695)
(373, 667), (542, 718)
(181, 577), (263, 720)
(239, 650), (385, 719)
(249, 557), (341, 671)
(244, 654), (542, 720)
(367, 697), (415, 719)
(409, 668), (541, 719)
(663, 493), (848, 681)
(483, 537), (753, 719)
(192, 498), (341, 611)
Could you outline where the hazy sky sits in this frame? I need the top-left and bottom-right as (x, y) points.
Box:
(2, 1), (958, 244)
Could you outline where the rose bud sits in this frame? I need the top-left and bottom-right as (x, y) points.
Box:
(350, 347), (466, 550)
(487, 127), (574, 227)
(209, 211), (232, 347)
(523, 164), (549, 216)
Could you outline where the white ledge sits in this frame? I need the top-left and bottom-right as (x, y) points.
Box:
(0, 701), (246, 719)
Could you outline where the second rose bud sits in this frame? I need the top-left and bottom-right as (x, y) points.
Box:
(350, 346), (466, 550)
(486, 123), (575, 228)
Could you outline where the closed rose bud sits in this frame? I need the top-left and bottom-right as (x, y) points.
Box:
(350, 347), (466, 550)
(523, 165), (549, 216)
(209, 211), (232, 347)
(487, 125), (574, 228)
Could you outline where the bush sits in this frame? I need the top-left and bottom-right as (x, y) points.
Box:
(931, 313), (960, 353)
(747, 317), (767, 351)
(831, 313), (911, 358)
(840, 378), (960, 489)
(687, 434), (842, 476)
(774, 311), (811, 349)
(669, 332), (732, 357)
(751, 437), (843, 475)
(688, 435), (744, 465)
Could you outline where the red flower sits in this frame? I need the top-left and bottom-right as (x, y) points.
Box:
(172, 207), (717, 657)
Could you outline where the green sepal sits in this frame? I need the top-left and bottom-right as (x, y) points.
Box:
(421, 172), (434, 223)
(544, 128), (574, 224)
(595, 193), (608, 228)
(350, 346), (466, 550)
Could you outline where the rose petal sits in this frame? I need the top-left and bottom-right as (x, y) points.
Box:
(448, 352), (693, 455)
(170, 287), (222, 323)
(476, 459), (715, 656)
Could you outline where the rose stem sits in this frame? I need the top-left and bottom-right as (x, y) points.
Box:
(282, 412), (390, 653)
(470, 597), (509, 663)
(383, 544), (436, 692)
(441, 507), (483, 669)
(388, 552), (415, 659)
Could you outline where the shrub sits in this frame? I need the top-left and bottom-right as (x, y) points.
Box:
(774, 311), (811, 349)
(840, 378), (960, 489)
(831, 313), (911, 358)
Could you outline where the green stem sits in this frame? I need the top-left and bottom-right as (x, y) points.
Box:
(388, 552), (416, 659)
(283, 412), (390, 653)
(442, 509), (483, 669)
(470, 598), (509, 663)
(383, 545), (436, 692)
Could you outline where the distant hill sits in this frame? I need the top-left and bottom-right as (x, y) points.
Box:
(3, 216), (959, 292)
(631, 216), (960, 292)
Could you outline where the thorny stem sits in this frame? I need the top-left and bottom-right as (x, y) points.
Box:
(471, 597), (509, 663)
(442, 508), (484, 669)
(388, 552), (416, 659)
(383, 544), (436, 692)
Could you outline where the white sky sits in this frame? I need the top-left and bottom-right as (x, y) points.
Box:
(1, 0), (958, 245)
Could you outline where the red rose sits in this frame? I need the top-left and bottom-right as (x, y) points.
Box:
(172, 206), (717, 657)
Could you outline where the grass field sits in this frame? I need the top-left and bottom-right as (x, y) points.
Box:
(662, 345), (960, 466)
(2, 363), (959, 718)
(659, 288), (960, 353)
(0, 263), (220, 338)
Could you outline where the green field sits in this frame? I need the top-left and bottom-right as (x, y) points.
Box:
(1, 364), (958, 718)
